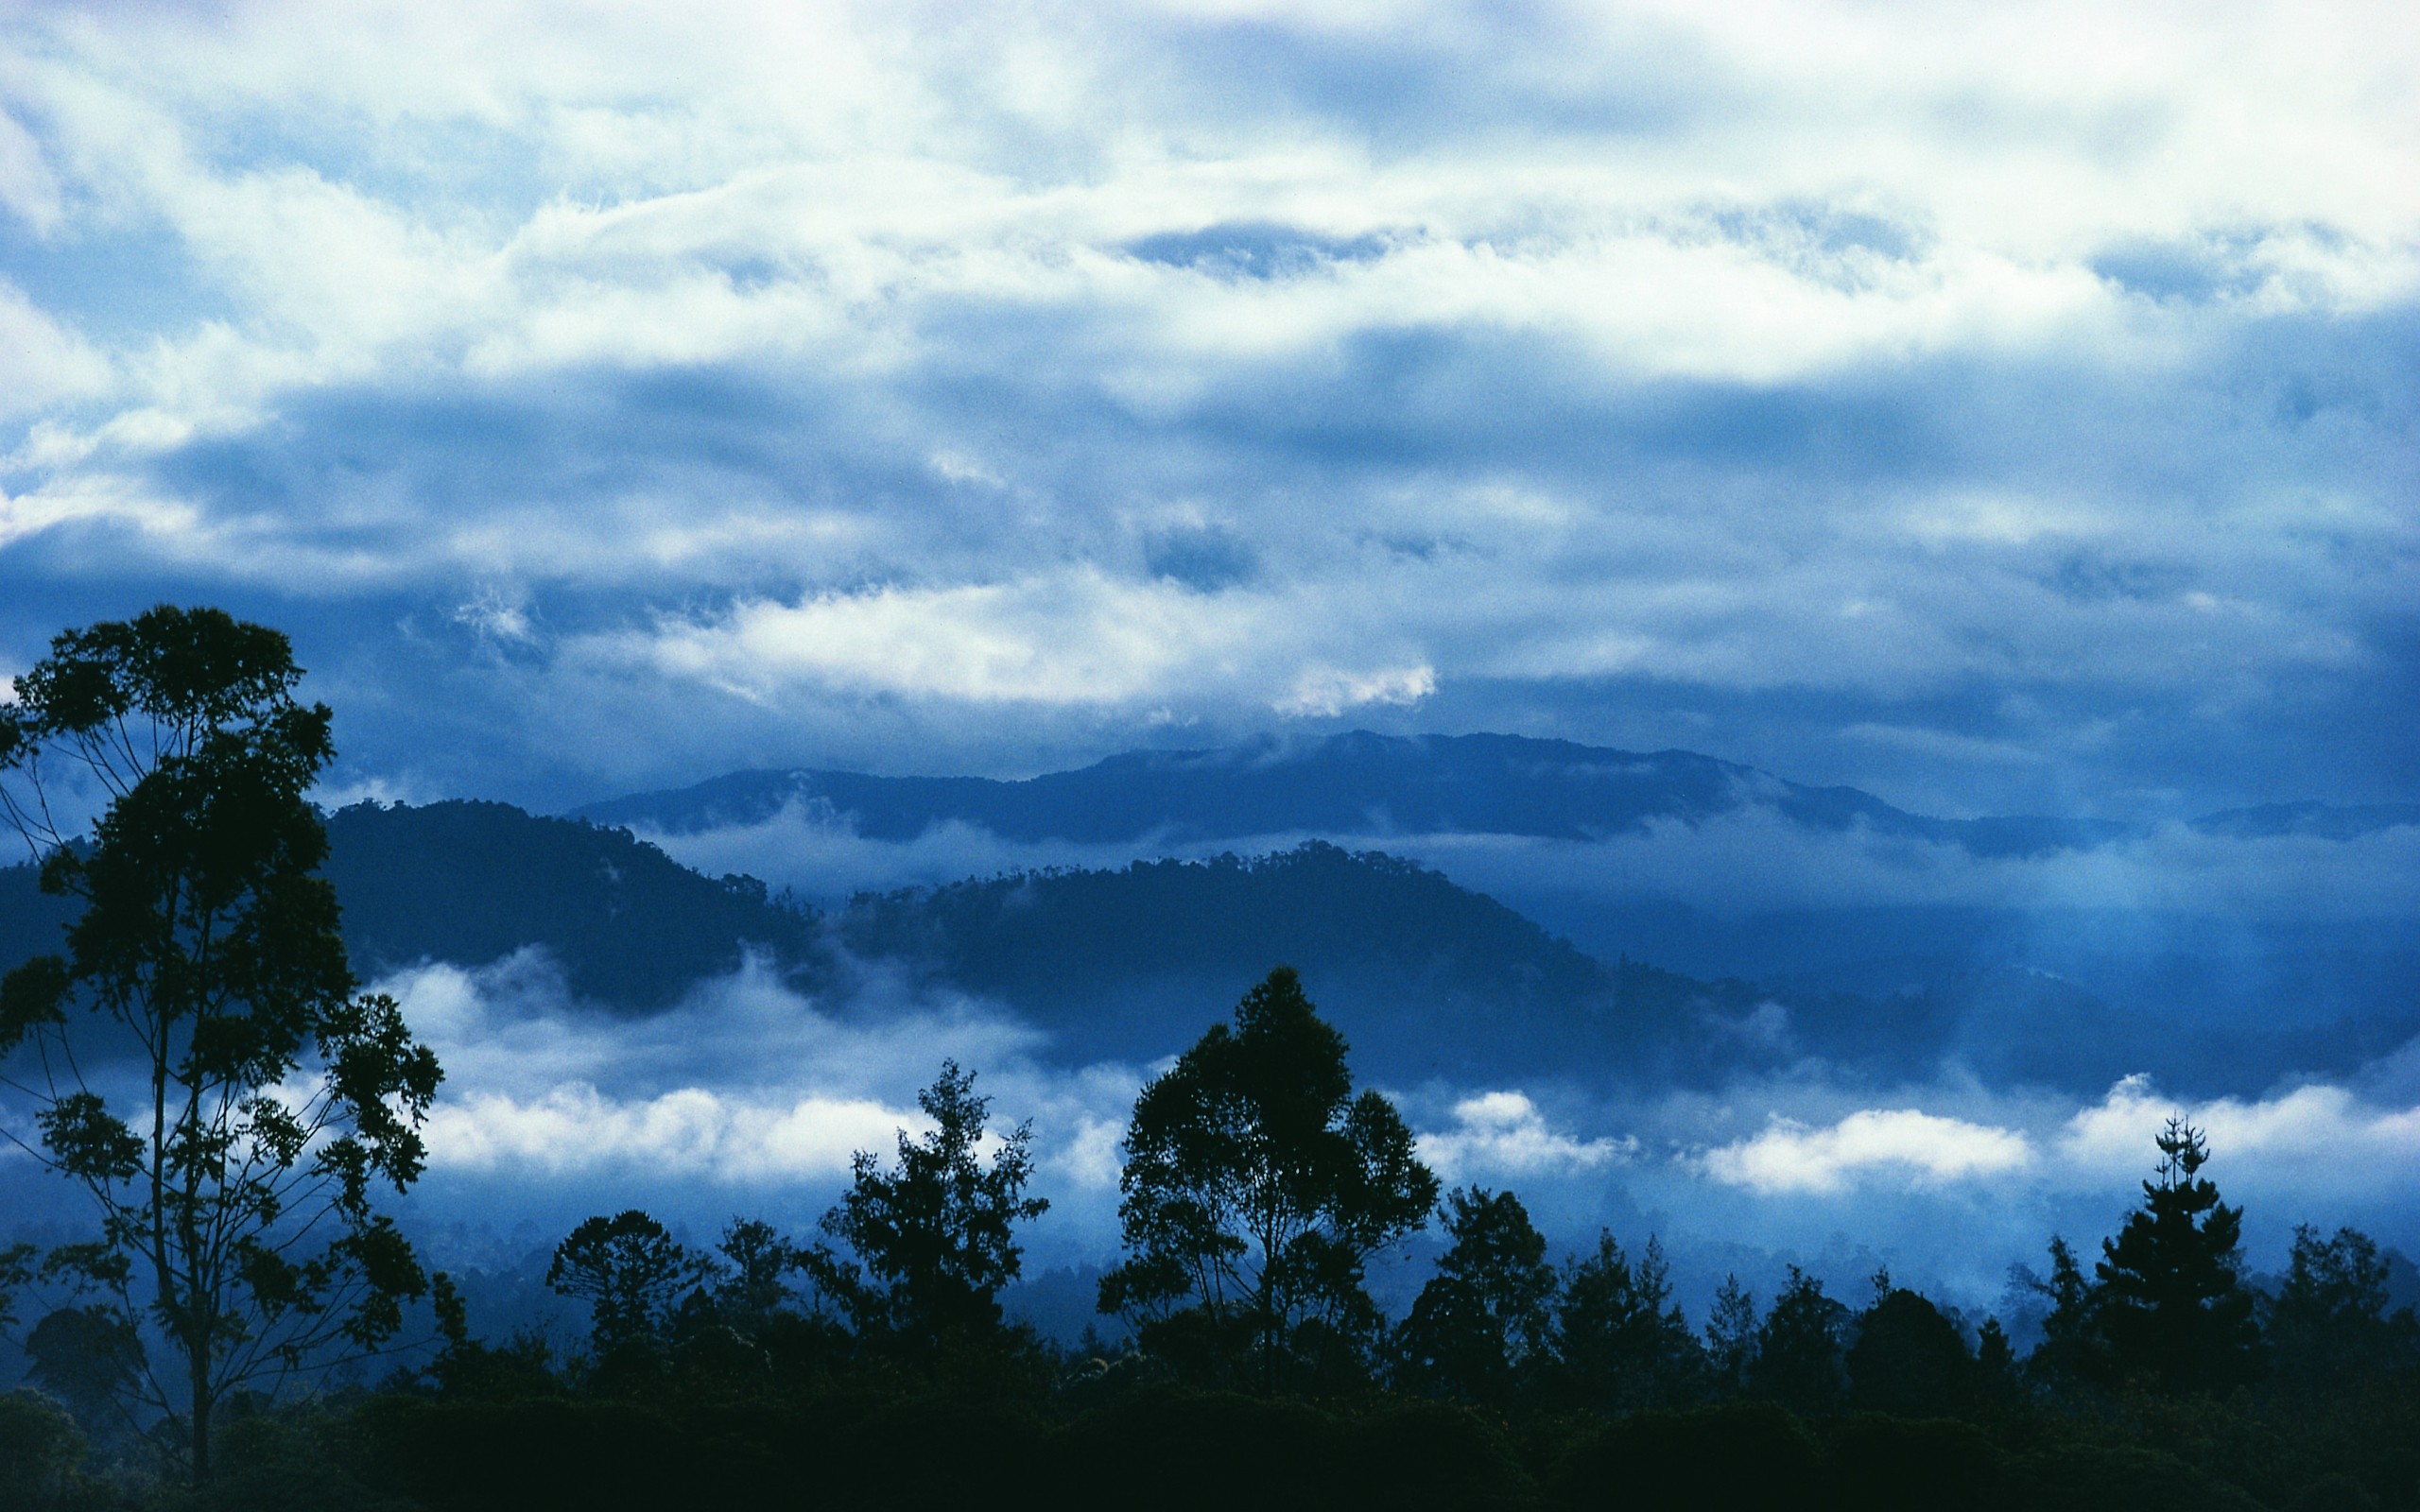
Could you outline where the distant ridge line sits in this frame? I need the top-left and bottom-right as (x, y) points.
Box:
(572, 730), (2413, 857)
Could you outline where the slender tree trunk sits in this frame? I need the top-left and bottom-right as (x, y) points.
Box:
(188, 1328), (212, 1481)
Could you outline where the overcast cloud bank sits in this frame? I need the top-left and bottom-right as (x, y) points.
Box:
(1, 0), (2412, 816)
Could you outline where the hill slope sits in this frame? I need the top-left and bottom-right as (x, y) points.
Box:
(833, 841), (1822, 1083)
(9, 799), (2400, 1094)
(0, 802), (827, 1013)
(1, 803), (1838, 1085)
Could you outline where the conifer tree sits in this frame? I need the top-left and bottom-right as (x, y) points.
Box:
(1751, 1266), (1848, 1412)
(1703, 1274), (1758, 1395)
(2024, 1235), (2107, 1389)
(1549, 1231), (1703, 1410)
(546, 1211), (710, 1359)
(1974, 1316), (2022, 1404)
(2095, 1118), (2260, 1393)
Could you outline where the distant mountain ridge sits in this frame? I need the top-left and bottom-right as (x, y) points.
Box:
(5, 798), (2407, 1094)
(0, 800), (827, 1015)
(0, 801), (1810, 1084)
(830, 841), (1819, 1084)
(573, 731), (2415, 856)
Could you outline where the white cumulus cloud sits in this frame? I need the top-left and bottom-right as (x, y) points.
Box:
(1419, 1090), (1639, 1180)
(1699, 1108), (2033, 1194)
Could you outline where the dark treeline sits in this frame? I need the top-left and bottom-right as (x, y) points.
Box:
(8, 967), (2418, 1512)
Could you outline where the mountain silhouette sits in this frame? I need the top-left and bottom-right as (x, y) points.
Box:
(571, 730), (2145, 857)
(4, 797), (2409, 1093)
(0, 801), (1860, 1084)
(832, 840), (1843, 1084)
(0, 800), (826, 1014)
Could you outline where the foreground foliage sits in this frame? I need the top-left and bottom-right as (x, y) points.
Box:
(0, 608), (444, 1481)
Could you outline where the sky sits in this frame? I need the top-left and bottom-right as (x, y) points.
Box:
(2, 0), (2415, 820)
(5, 0), (2420, 1328)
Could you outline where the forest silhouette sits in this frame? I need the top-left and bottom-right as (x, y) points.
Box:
(9, 968), (2416, 1510)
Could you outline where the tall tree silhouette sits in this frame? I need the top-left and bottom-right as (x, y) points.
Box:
(811, 1061), (1048, 1356)
(1098, 967), (1437, 1391)
(1703, 1275), (1758, 1395)
(2264, 1224), (2417, 1387)
(2095, 1118), (2260, 1392)
(1549, 1231), (1703, 1411)
(546, 1210), (709, 1359)
(2024, 1235), (2108, 1389)
(1846, 1277), (1975, 1417)
(1751, 1266), (1847, 1412)
(0, 607), (443, 1480)
(1392, 1186), (1555, 1403)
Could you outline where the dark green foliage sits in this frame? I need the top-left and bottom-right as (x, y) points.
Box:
(2025, 1234), (2108, 1389)
(421, 1327), (564, 1405)
(1974, 1316), (2023, 1404)
(2282, 1473), (2382, 1512)
(2008, 1441), (2268, 1512)
(0, 1390), (91, 1512)
(2266, 1225), (2420, 1386)
(0, 607), (444, 1481)
(1560, 1407), (2013, 1512)
(350, 1395), (769, 1512)
(810, 1062), (1048, 1357)
(1703, 1273), (1758, 1393)
(26, 1306), (145, 1432)
(49, 1223), (2420, 1512)
(0, 1243), (31, 1333)
(153, 1401), (407, 1512)
(1846, 1286), (1975, 1417)
(1547, 1232), (1703, 1412)
(544, 1211), (710, 1361)
(2094, 1119), (2260, 1393)
(1554, 1400), (1822, 1511)
(1393, 1187), (1556, 1404)
(1821, 1416), (2010, 1512)
(1751, 1267), (1848, 1413)
(707, 1218), (804, 1329)
(1054, 1390), (1531, 1512)
(1098, 967), (1438, 1391)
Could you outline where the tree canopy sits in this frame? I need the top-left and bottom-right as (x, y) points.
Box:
(1393, 1186), (1556, 1404)
(1550, 1231), (1703, 1411)
(1098, 966), (1438, 1391)
(811, 1060), (1048, 1356)
(2095, 1118), (2260, 1393)
(0, 606), (443, 1479)
(546, 1210), (711, 1360)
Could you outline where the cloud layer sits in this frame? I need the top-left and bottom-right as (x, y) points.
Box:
(351, 949), (2420, 1307)
(0, 0), (2411, 815)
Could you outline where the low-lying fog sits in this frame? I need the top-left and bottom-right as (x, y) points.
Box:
(348, 942), (2420, 1341)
